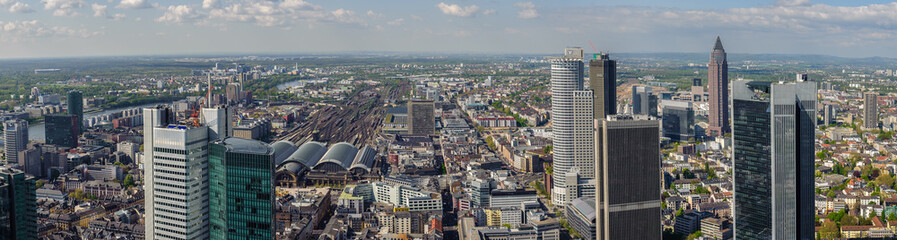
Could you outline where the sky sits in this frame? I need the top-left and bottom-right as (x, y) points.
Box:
(2, 0), (897, 58)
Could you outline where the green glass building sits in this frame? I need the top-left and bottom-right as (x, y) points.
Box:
(210, 137), (275, 240)
(0, 167), (37, 240)
(67, 90), (83, 131)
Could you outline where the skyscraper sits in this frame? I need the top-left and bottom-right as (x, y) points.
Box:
(589, 54), (617, 119)
(632, 86), (657, 117)
(864, 92), (879, 129)
(202, 106), (234, 140)
(823, 104), (835, 126)
(67, 90), (83, 131)
(225, 83), (244, 105)
(732, 81), (816, 240)
(407, 100), (435, 135)
(662, 100), (695, 142)
(594, 115), (661, 240)
(210, 137), (275, 240)
(143, 106), (211, 239)
(0, 167), (37, 240)
(549, 48), (595, 206)
(45, 114), (80, 148)
(3, 119), (27, 165)
(708, 36), (730, 136)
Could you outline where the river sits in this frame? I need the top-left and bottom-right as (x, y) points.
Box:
(28, 102), (170, 141)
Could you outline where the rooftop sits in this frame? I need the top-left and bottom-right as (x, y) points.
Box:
(218, 137), (274, 155)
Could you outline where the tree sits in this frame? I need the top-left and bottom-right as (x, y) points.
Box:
(543, 145), (553, 153)
(686, 231), (703, 240)
(35, 181), (44, 189)
(818, 221), (841, 239)
(485, 136), (496, 150)
(122, 174), (135, 188)
(840, 215), (858, 226)
(682, 169), (696, 179)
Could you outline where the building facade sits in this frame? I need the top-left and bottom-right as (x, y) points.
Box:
(865, 92), (879, 129)
(45, 114), (80, 148)
(210, 137), (276, 240)
(662, 100), (695, 142)
(0, 167), (37, 240)
(67, 90), (83, 131)
(407, 100), (435, 135)
(550, 48), (595, 206)
(589, 53), (617, 120)
(732, 81), (816, 239)
(3, 119), (27, 165)
(708, 37), (730, 136)
(594, 115), (661, 240)
(632, 86), (657, 117)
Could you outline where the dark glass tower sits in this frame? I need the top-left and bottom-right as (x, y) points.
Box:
(594, 115), (661, 240)
(45, 114), (80, 148)
(210, 137), (275, 240)
(589, 54), (617, 119)
(67, 90), (83, 133)
(732, 81), (815, 240)
(662, 100), (694, 142)
(0, 167), (37, 240)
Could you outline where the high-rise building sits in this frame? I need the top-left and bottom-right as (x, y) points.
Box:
(0, 167), (37, 240)
(594, 115), (661, 240)
(864, 92), (879, 129)
(693, 78), (702, 87)
(589, 54), (617, 119)
(732, 81), (816, 239)
(407, 100), (435, 135)
(67, 90), (83, 131)
(632, 86), (657, 117)
(210, 137), (275, 240)
(824, 104), (835, 126)
(662, 100), (695, 142)
(143, 106), (211, 239)
(202, 106), (234, 141)
(708, 36), (730, 136)
(3, 119), (27, 165)
(225, 83), (243, 105)
(45, 114), (80, 148)
(549, 48), (595, 206)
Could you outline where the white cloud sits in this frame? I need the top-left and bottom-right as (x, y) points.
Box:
(8, 2), (34, 13)
(157, 5), (200, 23)
(482, 9), (495, 15)
(514, 2), (538, 19)
(41, 0), (83, 16)
(91, 3), (106, 17)
(776, 0), (811, 7)
(387, 18), (404, 26)
(117, 0), (150, 9)
(201, 0), (218, 9)
(0, 20), (100, 42)
(0, 0), (13, 6)
(206, 0), (372, 28)
(436, 2), (479, 17)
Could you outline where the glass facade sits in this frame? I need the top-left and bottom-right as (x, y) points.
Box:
(732, 98), (772, 239)
(0, 169), (37, 240)
(210, 138), (275, 240)
(45, 114), (80, 148)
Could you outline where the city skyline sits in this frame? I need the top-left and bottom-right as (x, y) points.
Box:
(5, 0), (897, 58)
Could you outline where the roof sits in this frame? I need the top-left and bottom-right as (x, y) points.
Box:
(272, 140), (299, 166)
(713, 36), (724, 51)
(569, 197), (595, 222)
(349, 146), (378, 172)
(283, 141), (327, 168)
(217, 137), (274, 155)
(315, 142), (358, 170)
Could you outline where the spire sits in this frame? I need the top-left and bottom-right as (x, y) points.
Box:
(713, 36), (724, 51)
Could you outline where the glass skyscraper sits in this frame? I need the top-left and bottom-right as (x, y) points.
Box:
(732, 80), (815, 240)
(210, 137), (275, 240)
(67, 90), (83, 132)
(0, 167), (37, 240)
(45, 114), (80, 148)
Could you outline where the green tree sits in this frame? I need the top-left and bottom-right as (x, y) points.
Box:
(35, 181), (44, 189)
(818, 221), (841, 239)
(543, 145), (553, 153)
(122, 174), (135, 188)
(686, 231), (703, 240)
(840, 215), (858, 226)
(485, 136), (496, 150)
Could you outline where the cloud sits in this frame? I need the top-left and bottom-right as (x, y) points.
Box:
(387, 18), (404, 26)
(91, 3), (106, 17)
(436, 2), (479, 17)
(157, 5), (200, 23)
(8, 2), (34, 13)
(41, 0), (83, 16)
(202, 0), (218, 9)
(0, 0), (12, 6)
(117, 0), (150, 9)
(0, 20), (100, 42)
(206, 0), (372, 28)
(482, 9), (494, 15)
(514, 2), (538, 19)
(776, 0), (811, 7)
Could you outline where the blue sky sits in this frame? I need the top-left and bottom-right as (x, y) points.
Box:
(2, 0), (897, 58)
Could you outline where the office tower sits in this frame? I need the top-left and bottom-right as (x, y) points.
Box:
(823, 104), (835, 126)
(708, 36), (730, 136)
(45, 114), (80, 148)
(143, 106), (211, 239)
(225, 83), (243, 104)
(3, 119), (27, 165)
(864, 92), (879, 129)
(632, 86), (657, 117)
(67, 90), (83, 131)
(210, 137), (275, 240)
(589, 53), (617, 119)
(407, 100), (435, 135)
(566, 197), (596, 240)
(549, 48), (595, 206)
(693, 78), (702, 87)
(202, 106), (234, 141)
(594, 115), (661, 240)
(0, 167), (37, 239)
(796, 73), (808, 82)
(732, 81), (816, 239)
(662, 100), (695, 142)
